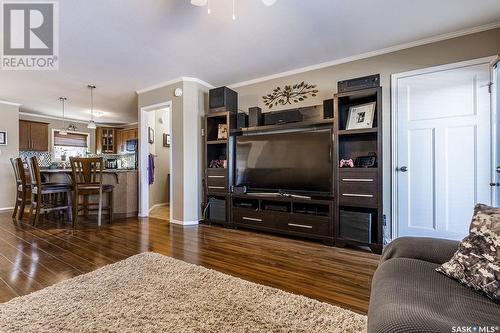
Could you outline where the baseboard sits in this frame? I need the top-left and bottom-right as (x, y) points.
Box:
(0, 207), (14, 212)
(148, 202), (169, 213)
(170, 219), (199, 226)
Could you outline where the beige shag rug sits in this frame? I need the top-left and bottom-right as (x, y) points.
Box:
(0, 252), (366, 333)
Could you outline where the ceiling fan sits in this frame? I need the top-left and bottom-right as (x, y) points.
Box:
(191, 0), (277, 19)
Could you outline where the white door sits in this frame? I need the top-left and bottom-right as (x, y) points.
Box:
(393, 58), (494, 240)
(494, 60), (500, 207)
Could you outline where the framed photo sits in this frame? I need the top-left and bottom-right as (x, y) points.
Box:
(346, 102), (376, 130)
(163, 133), (171, 147)
(148, 127), (154, 144)
(0, 131), (6, 145)
(217, 124), (228, 140)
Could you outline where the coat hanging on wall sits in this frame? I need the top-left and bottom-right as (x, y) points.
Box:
(262, 82), (318, 109)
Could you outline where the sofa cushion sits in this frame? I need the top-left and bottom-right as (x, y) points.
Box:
(436, 204), (500, 302)
(368, 258), (500, 333)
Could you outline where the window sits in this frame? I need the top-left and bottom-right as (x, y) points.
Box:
(53, 131), (89, 161)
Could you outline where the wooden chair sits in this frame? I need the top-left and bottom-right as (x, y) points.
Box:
(70, 157), (113, 226)
(10, 158), (31, 220)
(28, 157), (73, 226)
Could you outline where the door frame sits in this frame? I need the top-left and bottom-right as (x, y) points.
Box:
(138, 101), (173, 220)
(390, 56), (497, 240)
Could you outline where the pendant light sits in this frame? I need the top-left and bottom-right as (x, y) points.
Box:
(59, 97), (68, 136)
(87, 84), (97, 129)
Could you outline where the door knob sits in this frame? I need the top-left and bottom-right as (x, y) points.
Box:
(490, 182), (500, 187)
(399, 166), (408, 172)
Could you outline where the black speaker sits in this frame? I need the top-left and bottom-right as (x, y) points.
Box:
(236, 112), (248, 129)
(248, 107), (262, 127)
(323, 99), (333, 119)
(209, 86), (238, 112)
(339, 209), (372, 243)
(263, 109), (303, 126)
(208, 197), (226, 222)
(338, 74), (380, 93)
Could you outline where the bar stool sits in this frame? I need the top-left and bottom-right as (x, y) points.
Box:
(28, 157), (73, 226)
(70, 157), (114, 226)
(10, 158), (30, 220)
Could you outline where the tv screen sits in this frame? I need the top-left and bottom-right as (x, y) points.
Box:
(235, 129), (332, 194)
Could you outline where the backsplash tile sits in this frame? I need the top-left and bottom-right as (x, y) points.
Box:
(19, 151), (136, 169)
(19, 151), (52, 167)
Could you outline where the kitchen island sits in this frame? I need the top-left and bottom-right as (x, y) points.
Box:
(40, 169), (138, 219)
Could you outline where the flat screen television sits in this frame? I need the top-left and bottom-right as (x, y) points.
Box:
(235, 129), (332, 195)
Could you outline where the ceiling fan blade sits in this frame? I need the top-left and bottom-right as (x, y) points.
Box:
(191, 0), (207, 6)
(261, 0), (277, 6)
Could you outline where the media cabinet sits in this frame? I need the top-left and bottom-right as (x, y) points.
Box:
(203, 85), (383, 254)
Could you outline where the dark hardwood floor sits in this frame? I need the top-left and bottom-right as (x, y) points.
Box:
(0, 212), (379, 314)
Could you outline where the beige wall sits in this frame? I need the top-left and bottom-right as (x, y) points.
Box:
(138, 82), (185, 222)
(19, 114), (96, 153)
(148, 107), (171, 208)
(233, 28), (500, 239)
(0, 102), (19, 210)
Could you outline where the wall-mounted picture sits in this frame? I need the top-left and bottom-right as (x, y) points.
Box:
(217, 124), (228, 140)
(163, 133), (171, 147)
(346, 102), (376, 130)
(0, 131), (7, 145)
(148, 127), (155, 144)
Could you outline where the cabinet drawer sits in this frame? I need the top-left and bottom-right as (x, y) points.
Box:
(339, 169), (378, 207)
(233, 208), (270, 227)
(277, 214), (331, 236)
(207, 169), (227, 192)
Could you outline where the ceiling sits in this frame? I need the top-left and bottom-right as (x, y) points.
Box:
(1, 0), (500, 124)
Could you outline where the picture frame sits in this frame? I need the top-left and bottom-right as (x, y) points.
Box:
(217, 124), (228, 140)
(0, 131), (7, 145)
(148, 127), (154, 144)
(346, 102), (376, 130)
(163, 133), (171, 147)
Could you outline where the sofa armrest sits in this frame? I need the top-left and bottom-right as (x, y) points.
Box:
(380, 237), (459, 265)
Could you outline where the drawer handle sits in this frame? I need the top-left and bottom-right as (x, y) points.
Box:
(288, 223), (313, 229)
(208, 175), (225, 178)
(208, 186), (225, 189)
(342, 193), (374, 198)
(342, 178), (374, 182)
(242, 217), (262, 222)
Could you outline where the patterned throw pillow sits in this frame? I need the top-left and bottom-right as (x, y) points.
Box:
(436, 204), (500, 302)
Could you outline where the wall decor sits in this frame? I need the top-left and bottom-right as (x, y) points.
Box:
(0, 131), (7, 145)
(163, 133), (171, 147)
(148, 127), (155, 144)
(217, 124), (228, 140)
(346, 102), (376, 130)
(262, 82), (318, 109)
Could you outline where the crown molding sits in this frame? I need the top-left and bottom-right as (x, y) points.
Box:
(0, 100), (21, 107)
(19, 111), (91, 124)
(228, 21), (500, 88)
(136, 77), (215, 95)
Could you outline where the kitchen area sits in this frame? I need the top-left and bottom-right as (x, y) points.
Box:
(18, 115), (139, 219)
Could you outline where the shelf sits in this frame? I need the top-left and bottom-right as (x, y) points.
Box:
(234, 118), (333, 135)
(206, 140), (228, 145)
(338, 128), (377, 136)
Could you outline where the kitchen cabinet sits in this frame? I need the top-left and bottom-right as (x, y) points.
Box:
(96, 127), (116, 154)
(116, 128), (138, 153)
(19, 120), (49, 151)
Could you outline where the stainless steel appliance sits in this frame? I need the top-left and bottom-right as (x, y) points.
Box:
(126, 139), (138, 152)
(105, 158), (118, 169)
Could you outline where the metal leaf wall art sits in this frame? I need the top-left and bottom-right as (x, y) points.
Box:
(262, 82), (318, 108)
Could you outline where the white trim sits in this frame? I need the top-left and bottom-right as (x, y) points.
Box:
(136, 77), (215, 95)
(0, 100), (21, 107)
(19, 112), (137, 127)
(229, 22), (500, 88)
(390, 56), (496, 241)
(139, 101), (173, 218)
(148, 202), (169, 213)
(170, 219), (199, 226)
(0, 207), (14, 212)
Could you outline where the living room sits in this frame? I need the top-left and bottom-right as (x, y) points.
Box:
(0, 1), (499, 332)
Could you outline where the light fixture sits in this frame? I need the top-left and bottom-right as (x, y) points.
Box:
(87, 84), (97, 129)
(59, 97), (68, 135)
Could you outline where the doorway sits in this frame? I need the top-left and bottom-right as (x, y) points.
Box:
(391, 57), (496, 240)
(139, 101), (173, 221)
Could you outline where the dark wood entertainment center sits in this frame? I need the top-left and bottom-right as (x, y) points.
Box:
(203, 83), (383, 254)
